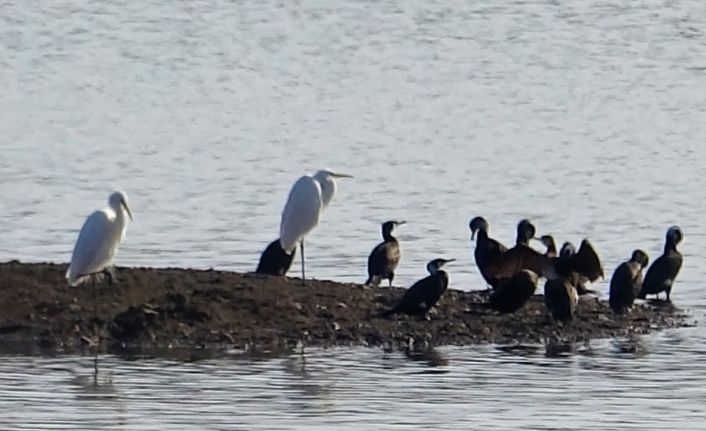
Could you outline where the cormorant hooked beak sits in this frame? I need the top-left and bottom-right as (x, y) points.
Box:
(440, 258), (456, 267)
(428, 258), (455, 274)
(395, 220), (407, 226)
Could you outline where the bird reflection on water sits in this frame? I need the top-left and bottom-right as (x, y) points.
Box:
(402, 347), (450, 369)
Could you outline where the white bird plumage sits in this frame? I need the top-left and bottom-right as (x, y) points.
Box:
(279, 176), (323, 254)
(66, 191), (133, 286)
(279, 170), (352, 282)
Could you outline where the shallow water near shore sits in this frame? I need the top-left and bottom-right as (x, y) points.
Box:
(1, 329), (705, 430)
(2, 0), (706, 428)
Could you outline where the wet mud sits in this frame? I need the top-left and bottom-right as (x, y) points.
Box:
(0, 261), (690, 356)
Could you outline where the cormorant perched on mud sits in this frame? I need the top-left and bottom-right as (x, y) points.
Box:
(639, 226), (683, 301)
(610, 249), (649, 314)
(469, 216), (508, 287)
(366, 220), (405, 287)
(470, 218), (549, 289)
(554, 239), (604, 282)
(552, 239), (604, 295)
(381, 258), (454, 317)
(256, 238), (295, 276)
(544, 273), (580, 322)
(488, 269), (539, 313)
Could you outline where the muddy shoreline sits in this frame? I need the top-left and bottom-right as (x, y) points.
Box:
(0, 261), (690, 356)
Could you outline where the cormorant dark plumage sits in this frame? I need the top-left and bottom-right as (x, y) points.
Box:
(366, 220), (405, 287)
(549, 239), (603, 296)
(544, 273), (579, 322)
(554, 239), (604, 283)
(539, 235), (558, 258)
(610, 249), (649, 314)
(481, 219), (551, 287)
(515, 219), (536, 246)
(488, 269), (539, 313)
(469, 216), (508, 287)
(381, 258), (454, 317)
(256, 238), (295, 276)
(638, 226), (683, 301)
(560, 242), (576, 258)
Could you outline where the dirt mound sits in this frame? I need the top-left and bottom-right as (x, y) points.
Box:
(0, 261), (689, 355)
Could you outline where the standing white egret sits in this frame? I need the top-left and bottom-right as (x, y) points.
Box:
(279, 170), (352, 283)
(66, 191), (133, 319)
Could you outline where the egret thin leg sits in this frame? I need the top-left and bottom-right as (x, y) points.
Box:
(300, 241), (306, 285)
(93, 353), (99, 384)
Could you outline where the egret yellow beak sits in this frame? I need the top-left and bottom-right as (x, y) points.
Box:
(122, 201), (133, 221)
(332, 172), (353, 178)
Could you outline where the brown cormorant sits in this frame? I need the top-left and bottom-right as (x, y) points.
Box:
(638, 226), (683, 301)
(610, 249), (649, 314)
(381, 258), (454, 317)
(366, 220), (406, 287)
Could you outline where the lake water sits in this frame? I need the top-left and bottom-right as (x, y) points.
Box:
(1, 0), (706, 428)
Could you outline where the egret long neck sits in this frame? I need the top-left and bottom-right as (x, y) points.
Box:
(317, 176), (336, 209)
(112, 202), (129, 237)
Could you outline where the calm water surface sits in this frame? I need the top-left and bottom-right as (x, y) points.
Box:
(1, 0), (706, 428)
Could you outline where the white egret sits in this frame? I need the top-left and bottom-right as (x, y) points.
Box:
(66, 191), (133, 318)
(279, 170), (352, 283)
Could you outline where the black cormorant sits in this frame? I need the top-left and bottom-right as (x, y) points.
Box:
(366, 220), (406, 287)
(638, 226), (683, 301)
(488, 269), (539, 313)
(469, 216), (508, 287)
(381, 258), (454, 317)
(544, 273), (580, 322)
(554, 239), (604, 282)
(539, 235), (558, 258)
(610, 249), (649, 314)
(551, 239), (603, 296)
(481, 219), (551, 287)
(256, 238), (295, 276)
(559, 242), (576, 258)
(515, 219), (536, 246)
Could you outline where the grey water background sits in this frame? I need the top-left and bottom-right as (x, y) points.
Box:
(1, 0), (706, 429)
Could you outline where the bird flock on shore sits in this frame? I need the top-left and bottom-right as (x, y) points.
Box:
(66, 170), (684, 325)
